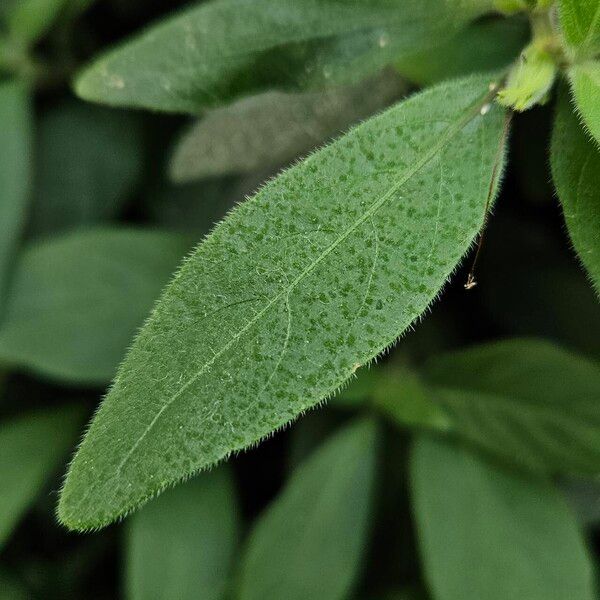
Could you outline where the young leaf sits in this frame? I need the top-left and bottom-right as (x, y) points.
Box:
(395, 17), (527, 86)
(411, 436), (595, 600)
(0, 80), (31, 306)
(0, 229), (191, 384)
(569, 61), (600, 146)
(0, 406), (83, 548)
(551, 89), (600, 293)
(74, 0), (493, 113)
(423, 339), (600, 475)
(127, 467), (239, 600)
(238, 418), (377, 600)
(58, 73), (508, 531)
(558, 0), (600, 58)
(169, 72), (405, 182)
(497, 40), (557, 111)
(28, 101), (143, 237)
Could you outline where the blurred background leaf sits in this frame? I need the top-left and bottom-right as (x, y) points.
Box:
(127, 466), (239, 600)
(238, 419), (378, 600)
(411, 435), (595, 600)
(27, 100), (143, 237)
(0, 80), (31, 308)
(0, 229), (191, 383)
(0, 406), (83, 548)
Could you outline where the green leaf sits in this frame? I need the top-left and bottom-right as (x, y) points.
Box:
(0, 229), (191, 384)
(28, 101), (143, 237)
(0, 570), (27, 600)
(169, 72), (405, 182)
(558, 0), (600, 57)
(58, 73), (508, 531)
(336, 364), (452, 430)
(127, 467), (239, 600)
(74, 0), (493, 113)
(0, 406), (83, 548)
(551, 88), (600, 294)
(238, 418), (377, 600)
(497, 40), (557, 111)
(5, 0), (70, 46)
(395, 17), (528, 86)
(423, 339), (600, 475)
(569, 61), (600, 147)
(0, 80), (31, 306)
(411, 436), (595, 600)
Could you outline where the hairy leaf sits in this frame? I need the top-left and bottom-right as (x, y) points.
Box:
(127, 467), (239, 600)
(558, 0), (600, 57)
(552, 89), (600, 293)
(74, 0), (493, 113)
(29, 101), (143, 237)
(0, 229), (191, 384)
(238, 418), (377, 600)
(497, 41), (556, 111)
(569, 61), (600, 146)
(58, 74), (508, 530)
(423, 339), (600, 475)
(411, 436), (595, 600)
(395, 17), (527, 86)
(169, 72), (405, 182)
(0, 80), (31, 307)
(0, 406), (83, 548)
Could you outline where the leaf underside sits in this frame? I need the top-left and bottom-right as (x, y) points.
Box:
(58, 73), (507, 530)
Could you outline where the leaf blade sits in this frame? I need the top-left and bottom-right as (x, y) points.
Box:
(74, 0), (493, 113)
(59, 73), (507, 530)
(127, 467), (239, 600)
(552, 87), (600, 294)
(0, 228), (192, 383)
(0, 80), (31, 307)
(238, 418), (377, 600)
(569, 61), (600, 148)
(411, 436), (595, 600)
(0, 406), (83, 548)
(423, 338), (600, 475)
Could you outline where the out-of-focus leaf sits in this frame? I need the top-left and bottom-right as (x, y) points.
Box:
(169, 72), (405, 182)
(28, 101), (143, 237)
(0, 229), (191, 384)
(369, 367), (451, 431)
(0, 406), (83, 548)
(562, 477), (600, 526)
(395, 17), (527, 86)
(74, 0), (494, 113)
(5, 0), (70, 46)
(552, 89), (600, 294)
(57, 74), (508, 531)
(335, 364), (450, 429)
(423, 339), (600, 475)
(0, 570), (27, 600)
(558, 0), (600, 58)
(0, 80), (31, 306)
(569, 61), (600, 146)
(127, 467), (239, 600)
(411, 436), (595, 600)
(239, 418), (377, 600)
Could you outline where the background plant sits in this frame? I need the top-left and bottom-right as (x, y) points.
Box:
(0, 0), (599, 598)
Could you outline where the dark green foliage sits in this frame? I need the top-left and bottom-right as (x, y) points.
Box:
(1, 1), (600, 598)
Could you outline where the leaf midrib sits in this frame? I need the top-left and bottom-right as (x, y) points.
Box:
(114, 84), (498, 475)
